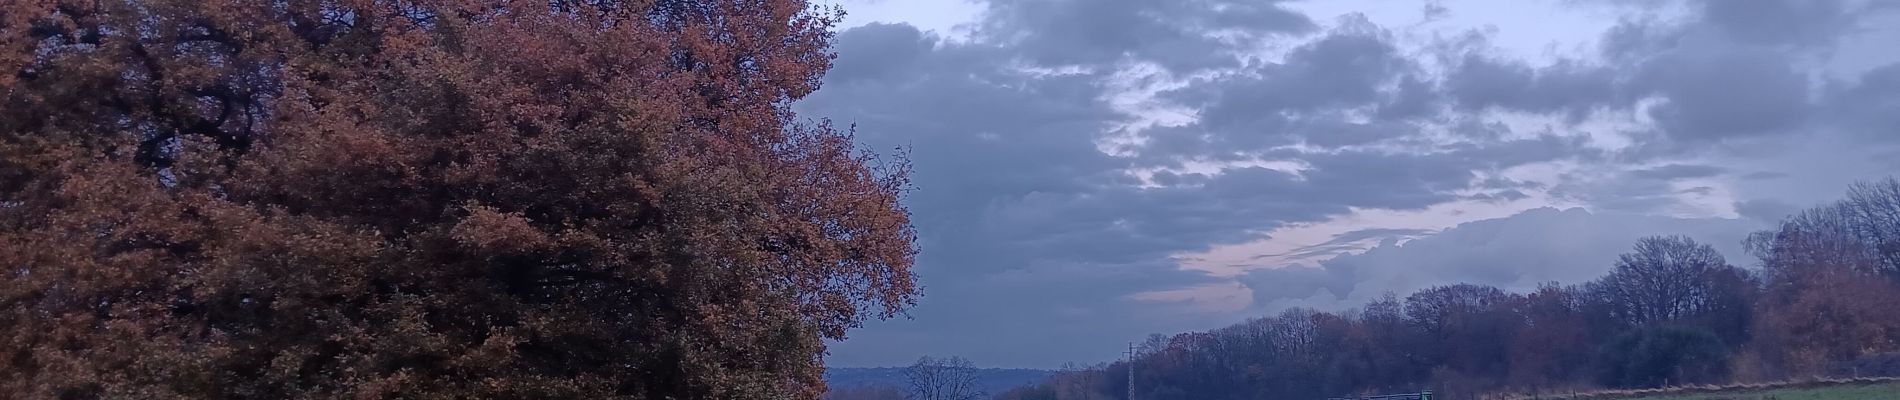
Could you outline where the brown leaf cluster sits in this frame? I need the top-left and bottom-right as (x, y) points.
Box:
(0, 1), (917, 399)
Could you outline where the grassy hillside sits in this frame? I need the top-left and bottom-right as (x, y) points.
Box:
(1516, 379), (1900, 400)
(1620, 381), (1900, 400)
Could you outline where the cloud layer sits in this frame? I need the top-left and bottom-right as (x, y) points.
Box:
(801, 0), (1900, 368)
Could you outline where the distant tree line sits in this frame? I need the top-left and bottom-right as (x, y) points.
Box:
(994, 178), (1900, 400)
(825, 356), (985, 400)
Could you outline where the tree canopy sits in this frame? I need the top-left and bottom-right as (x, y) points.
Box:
(0, 0), (916, 398)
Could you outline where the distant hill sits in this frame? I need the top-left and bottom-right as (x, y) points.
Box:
(825, 367), (1055, 396)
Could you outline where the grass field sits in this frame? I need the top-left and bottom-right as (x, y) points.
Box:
(1615, 381), (1900, 400)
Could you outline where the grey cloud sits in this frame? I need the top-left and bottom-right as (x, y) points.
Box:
(978, 0), (1315, 72)
(1376, 75), (1443, 120)
(1742, 171), (1789, 180)
(1446, 55), (1618, 121)
(1570, 0), (1900, 149)
(1182, 22), (1407, 122)
(1628, 163), (1728, 180)
(826, 23), (932, 85)
(1296, 152), (1472, 209)
(1634, 48), (1812, 143)
(1238, 264), (1359, 306)
(1735, 199), (1799, 222)
(1551, 176), (1682, 213)
(808, 0), (1900, 369)
(1551, 159), (1732, 214)
(1575, 0), (1867, 50)
(805, 20), (1597, 365)
(1600, 17), (1685, 62)
(1141, 21), (1425, 160)
(1699, 0), (1857, 47)
(1290, 119), (1422, 148)
(1150, 170), (1211, 187)
(1563, 0), (1676, 8)
(1467, 189), (1532, 203)
(1439, 134), (1602, 168)
(1824, 63), (1900, 143)
(1423, 1), (1450, 20)
(1478, 176), (1546, 191)
(803, 22), (1476, 367)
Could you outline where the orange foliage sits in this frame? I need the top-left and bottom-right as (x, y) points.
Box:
(0, 0), (915, 398)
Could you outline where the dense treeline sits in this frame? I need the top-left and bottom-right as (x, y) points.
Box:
(997, 178), (1900, 400)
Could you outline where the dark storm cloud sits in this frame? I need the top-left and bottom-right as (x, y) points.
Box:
(977, 0), (1316, 72)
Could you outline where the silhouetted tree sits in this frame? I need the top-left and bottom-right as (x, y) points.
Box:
(0, 1), (915, 398)
(1844, 179), (1900, 277)
(1600, 236), (1740, 326)
(1745, 179), (1900, 377)
(904, 356), (984, 400)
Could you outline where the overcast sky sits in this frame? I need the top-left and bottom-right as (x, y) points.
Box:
(796, 0), (1900, 369)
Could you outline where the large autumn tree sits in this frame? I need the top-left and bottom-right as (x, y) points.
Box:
(0, 0), (917, 399)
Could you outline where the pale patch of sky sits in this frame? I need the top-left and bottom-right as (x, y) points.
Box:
(1827, 12), (1900, 79)
(1182, 193), (1558, 276)
(826, 0), (984, 39)
(1291, 0), (1628, 63)
(1126, 281), (1254, 315)
(1141, 194), (1558, 315)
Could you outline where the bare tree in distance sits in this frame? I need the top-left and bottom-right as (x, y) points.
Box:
(1602, 236), (1738, 325)
(903, 356), (986, 400)
(1845, 178), (1900, 276)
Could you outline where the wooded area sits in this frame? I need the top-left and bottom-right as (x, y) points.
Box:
(992, 178), (1900, 400)
(0, 0), (917, 399)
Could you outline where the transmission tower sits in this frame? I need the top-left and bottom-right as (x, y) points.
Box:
(1125, 342), (1135, 400)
